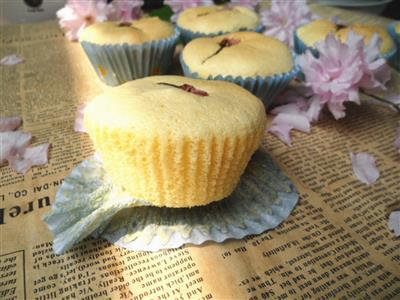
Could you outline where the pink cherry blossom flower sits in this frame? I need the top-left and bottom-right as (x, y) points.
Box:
(57, 0), (115, 41)
(1, 54), (24, 65)
(298, 32), (391, 120)
(112, 0), (143, 22)
(350, 152), (380, 185)
(260, 0), (315, 48)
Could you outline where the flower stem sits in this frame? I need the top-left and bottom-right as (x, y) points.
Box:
(361, 90), (400, 113)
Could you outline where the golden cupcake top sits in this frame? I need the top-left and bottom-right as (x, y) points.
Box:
(80, 17), (175, 45)
(336, 24), (395, 54)
(296, 19), (337, 47)
(84, 75), (266, 139)
(297, 19), (395, 54)
(182, 31), (293, 78)
(177, 5), (260, 34)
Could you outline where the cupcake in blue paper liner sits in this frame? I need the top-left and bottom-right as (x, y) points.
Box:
(79, 17), (179, 86)
(180, 31), (299, 109)
(388, 22), (400, 71)
(176, 5), (263, 44)
(295, 19), (397, 61)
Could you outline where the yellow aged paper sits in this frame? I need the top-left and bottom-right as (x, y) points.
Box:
(1, 6), (400, 300)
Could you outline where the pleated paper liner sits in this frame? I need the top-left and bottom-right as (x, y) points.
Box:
(80, 29), (180, 86)
(44, 149), (299, 254)
(180, 55), (299, 109)
(176, 24), (265, 44)
(387, 23), (400, 71)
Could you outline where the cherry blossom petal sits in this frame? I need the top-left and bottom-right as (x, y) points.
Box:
(0, 132), (32, 164)
(268, 123), (293, 146)
(74, 104), (87, 133)
(388, 211), (400, 237)
(273, 113), (310, 133)
(1, 54), (24, 65)
(0, 117), (22, 132)
(9, 144), (50, 174)
(350, 152), (380, 185)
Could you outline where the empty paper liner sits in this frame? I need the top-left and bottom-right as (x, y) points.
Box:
(44, 149), (299, 254)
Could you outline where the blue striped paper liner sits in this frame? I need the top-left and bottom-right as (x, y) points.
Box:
(180, 54), (299, 109)
(176, 24), (265, 44)
(388, 22), (400, 71)
(80, 29), (180, 86)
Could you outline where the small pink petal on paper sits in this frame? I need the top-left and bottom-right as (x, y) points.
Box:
(0, 131), (32, 164)
(74, 103), (87, 133)
(268, 123), (293, 146)
(273, 113), (310, 133)
(0, 116), (22, 132)
(9, 144), (50, 174)
(388, 211), (400, 237)
(350, 152), (380, 185)
(1, 54), (24, 65)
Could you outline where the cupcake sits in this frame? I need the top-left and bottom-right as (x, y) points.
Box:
(176, 5), (263, 44)
(79, 17), (179, 86)
(180, 31), (298, 108)
(84, 76), (266, 208)
(387, 22), (400, 71)
(295, 20), (396, 59)
(336, 24), (396, 58)
(294, 19), (337, 56)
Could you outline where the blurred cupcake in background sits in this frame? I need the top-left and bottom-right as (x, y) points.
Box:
(79, 17), (179, 86)
(176, 5), (263, 44)
(295, 19), (396, 60)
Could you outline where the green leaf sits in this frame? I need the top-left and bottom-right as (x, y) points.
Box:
(149, 5), (174, 22)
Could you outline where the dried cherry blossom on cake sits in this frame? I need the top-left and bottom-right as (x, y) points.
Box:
(388, 211), (400, 237)
(56, 0), (115, 41)
(260, 0), (315, 47)
(350, 152), (380, 185)
(0, 54), (24, 65)
(0, 117), (50, 174)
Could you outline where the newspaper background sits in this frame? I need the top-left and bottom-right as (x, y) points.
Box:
(1, 4), (400, 300)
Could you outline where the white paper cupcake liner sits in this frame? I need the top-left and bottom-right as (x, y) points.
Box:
(176, 24), (265, 44)
(388, 23), (400, 71)
(80, 29), (180, 86)
(180, 54), (299, 109)
(44, 149), (299, 254)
